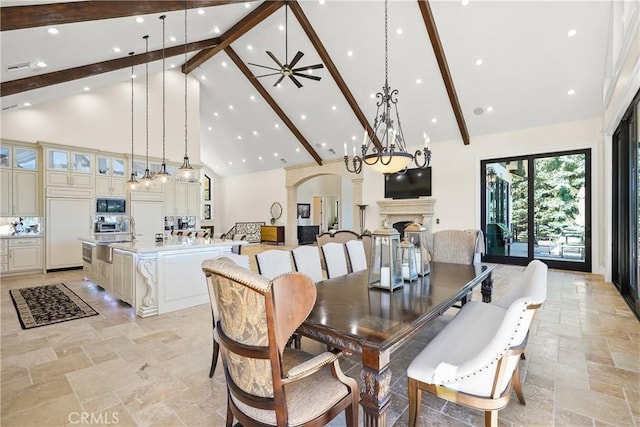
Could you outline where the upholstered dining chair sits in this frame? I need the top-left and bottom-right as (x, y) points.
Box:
(345, 239), (367, 272)
(431, 229), (478, 265)
(407, 260), (548, 427)
(255, 249), (294, 279)
(321, 242), (349, 279)
(202, 253), (251, 378)
(291, 246), (324, 283)
(202, 259), (359, 426)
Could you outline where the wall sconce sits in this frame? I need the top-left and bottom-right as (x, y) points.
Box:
(487, 167), (497, 189)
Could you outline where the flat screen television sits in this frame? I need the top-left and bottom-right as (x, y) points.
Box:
(384, 167), (432, 199)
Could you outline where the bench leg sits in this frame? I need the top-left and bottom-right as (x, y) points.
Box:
(408, 377), (422, 427)
(485, 410), (498, 427)
(513, 365), (526, 405)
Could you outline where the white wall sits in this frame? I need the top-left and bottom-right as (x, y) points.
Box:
(0, 70), (201, 164)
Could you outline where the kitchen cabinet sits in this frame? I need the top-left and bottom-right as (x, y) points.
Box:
(46, 198), (93, 269)
(130, 200), (164, 241)
(92, 258), (113, 292)
(164, 181), (200, 217)
(0, 144), (39, 216)
(112, 249), (134, 305)
(44, 147), (93, 190)
(0, 237), (43, 275)
(96, 155), (126, 197)
(131, 159), (163, 192)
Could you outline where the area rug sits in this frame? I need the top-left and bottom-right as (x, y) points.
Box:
(10, 283), (98, 329)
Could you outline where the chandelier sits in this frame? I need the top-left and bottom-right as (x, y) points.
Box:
(345, 0), (431, 175)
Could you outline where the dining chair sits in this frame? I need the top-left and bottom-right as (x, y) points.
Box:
(321, 242), (349, 279)
(255, 249), (293, 279)
(202, 259), (359, 426)
(201, 253), (251, 379)
(291, 246), (324, 283)
(407, 260), (548, 427)
(431, 229), (478, 265)
(345, 239), (368, 272)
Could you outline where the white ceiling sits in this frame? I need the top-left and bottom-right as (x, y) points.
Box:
(1, 0), (613, 177)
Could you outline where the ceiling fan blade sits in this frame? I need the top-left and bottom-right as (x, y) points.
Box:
(293, 63), (324, 72)
(289, 51), (304, 68)
(289, 75), (303, 88)
(248, 63), (282, 72)
(266, 51), (284, 69)
(255, 72), (283, 78)
(273, 75), (286, 87)
(293, 72), (321, 81)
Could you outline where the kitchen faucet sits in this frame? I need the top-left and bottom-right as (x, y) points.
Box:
(118, 216), (136, 242)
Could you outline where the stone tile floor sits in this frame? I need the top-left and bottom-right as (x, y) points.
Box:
(1, 245), (638, 426)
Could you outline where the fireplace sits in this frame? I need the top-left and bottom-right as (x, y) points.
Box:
(377, 198), (436, 250)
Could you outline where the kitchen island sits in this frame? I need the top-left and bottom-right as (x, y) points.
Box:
(80, 236), (246, 317)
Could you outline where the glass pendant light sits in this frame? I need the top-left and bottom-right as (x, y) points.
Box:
(140, 35), (153, 187)
(126, 51), (139, 190)
(156, 15), (171, 183)
(179, 6), (193, 180)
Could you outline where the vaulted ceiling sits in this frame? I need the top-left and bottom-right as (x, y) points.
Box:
(1, 0), (612, 177)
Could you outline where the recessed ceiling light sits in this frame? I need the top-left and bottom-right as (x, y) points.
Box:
(347, 50), (354, 57)
(136, 17), (144, 23)
(321, 142), (326, 147)
(370, 93), (375, 99)
(486, 106), (494, 112)
(113, 47), (121, 53)
(416, 78), (422, 84)
(253, 130), (258, 135)
(567, 29), (577, 37)
(274, 123), (280, 128)
(568, 89), (576, 95)
(475, 58), (483, 66)
(301, 114), (306, 120)
(131, 74), (137, 79)
(247, 45), (253, 51)
(396, 28), (403, 35)
(258, 156), (263, 160)
(23, 102), (31, 107)
(461, 0), (470, 5)
(170, 36), (176, 42)
(213, 26), (221, 34)
(245, 3), (251, 8)
(296, 148), (300, 152)
(331, 105), (337, 111)
(250, 95), (256, 100)
(228, 161), (232, 165)
(431, 118), (438, 123)
(47, 28), (59, 35)
(35, 61), (47, 68)
(197, 9), (205, 15)
(351, 135), (357, 141)
(307, 69), (314, 75)
(170, 64), (176, 68)
(319, 0), (325, 4)
(237, 135), (242, 140)
(276, 83), (282, 88)
(242, 159), (246, 163)
(274, 153), (278, 157)
(83, 86), (90, 92)
(213, 112), (219, 117)
(228, 105), (234, 110)
(201, 75), (206, 80)
(221, 62), (227, 67)
(278, 25), (285, 31)
(208, 126), (212, 131)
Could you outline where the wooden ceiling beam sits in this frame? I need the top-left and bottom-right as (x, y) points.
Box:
(288, 1), (384, 153)
(417, 0), (470, 145)
(224, 46), (323, 166)
(1, 1), (250, 32)
(1, 38), (219, 97)
(183, 1), (284, 74)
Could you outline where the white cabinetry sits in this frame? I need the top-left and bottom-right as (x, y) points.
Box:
(0, 240), (8, 273)
(130, 200), (164, 240)
(44, 148), (93, 197)
(92, 259), (113, 292)
(96, 155), (126, 197)
(46, 198), (93, 269)
(164, 181), (200, 217)
(112, 250), (134, 305)
(0, 144), (39, 216)
(0, 237), (43, 275)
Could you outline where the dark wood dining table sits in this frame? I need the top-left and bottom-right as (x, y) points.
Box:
(297, 262), (494, 427)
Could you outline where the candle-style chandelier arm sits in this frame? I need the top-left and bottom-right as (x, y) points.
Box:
(413, 147), (432, 169)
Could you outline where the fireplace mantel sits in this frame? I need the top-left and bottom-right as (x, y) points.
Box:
(377, 198), (437, 249)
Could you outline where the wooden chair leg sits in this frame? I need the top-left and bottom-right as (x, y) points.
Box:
(209, 338), (219, 378)
(513, 365), (526, 405)
(226, 395), (234, 427)
(408, 377), (422, 427)
(485, 410), (498, 427)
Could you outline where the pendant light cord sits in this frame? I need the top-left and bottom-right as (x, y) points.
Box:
(144, 35), (149, 170)
(160, 15), (166, 165)
(184, 6), (188, 159)
(285, 2), (289, 65)
(384, 0), (388, 88)
(129, 52), (135, 168)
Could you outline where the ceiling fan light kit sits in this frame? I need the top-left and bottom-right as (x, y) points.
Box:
(249, 1), (324, 88)
(344, 0), (432, 175)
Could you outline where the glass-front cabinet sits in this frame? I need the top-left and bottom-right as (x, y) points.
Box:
(45, 148), (93, 189)
(96, 155), (126, 197)
(0, 143), (39, 216)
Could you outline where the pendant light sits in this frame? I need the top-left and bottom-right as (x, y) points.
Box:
(140, 34), (154, 186)
(127, 51), (139, 190)
(156, 14), (171, 183)
(179, 6), (193, 180)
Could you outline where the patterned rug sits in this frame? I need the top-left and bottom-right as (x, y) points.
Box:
(10, 283), (99, 329)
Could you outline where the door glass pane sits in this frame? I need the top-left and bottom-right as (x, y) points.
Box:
(533, 153), (585, 262)
(49, 150), (68, 170)
(72, 153), (91, 173)
(113, 159), (125, 176)
(15, 149), (36, 169)
(0, 147), (10, 168)
(97, 157), (110, 175)
(485, 161), (526, 258)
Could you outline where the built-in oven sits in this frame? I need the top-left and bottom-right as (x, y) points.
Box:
(82, 242), (93, 263)
(96, 198), (126, 214)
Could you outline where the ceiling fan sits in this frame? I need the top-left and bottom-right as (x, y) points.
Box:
(248, 1), (324, 88)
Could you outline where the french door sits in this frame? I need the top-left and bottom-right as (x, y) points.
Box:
(481, 149), (591, 272)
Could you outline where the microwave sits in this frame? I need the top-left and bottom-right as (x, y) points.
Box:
(96, 199), (126, 214)
(96, 222), (120, 232)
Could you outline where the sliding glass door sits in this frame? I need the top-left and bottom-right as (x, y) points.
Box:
(482, 149), (591, 272)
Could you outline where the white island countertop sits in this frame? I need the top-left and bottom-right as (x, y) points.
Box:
(80, 236), (246, 254)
